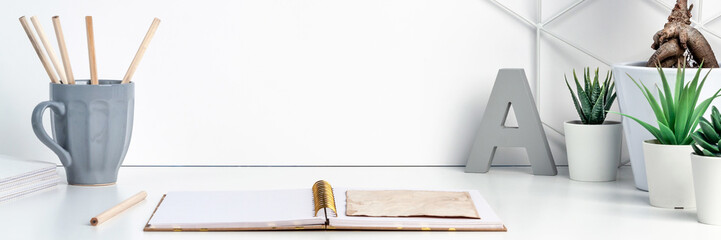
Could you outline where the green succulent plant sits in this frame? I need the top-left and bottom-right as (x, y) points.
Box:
(612, 64), (721, 145)
(565, 68), (616, 124)
(692, 106), (721, 157)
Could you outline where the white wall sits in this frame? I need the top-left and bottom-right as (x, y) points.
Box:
(1, 0), (719, 166)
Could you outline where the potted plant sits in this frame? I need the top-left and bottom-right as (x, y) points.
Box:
(613, 64), (721, 209)
(690, 106), (721, 225)
(563, 68), (620, 181)
(612, 0), (720, 191)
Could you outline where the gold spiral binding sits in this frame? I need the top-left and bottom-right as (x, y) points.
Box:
(312, 180), (337, 217)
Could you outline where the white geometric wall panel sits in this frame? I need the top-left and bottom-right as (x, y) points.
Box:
(0, 0), (719, 166)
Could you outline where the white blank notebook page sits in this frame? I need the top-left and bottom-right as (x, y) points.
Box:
(149, 190), (322, 226)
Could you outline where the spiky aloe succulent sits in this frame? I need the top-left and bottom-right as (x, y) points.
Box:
(692, 106), (721, 156)
(565, 68), (616, 124)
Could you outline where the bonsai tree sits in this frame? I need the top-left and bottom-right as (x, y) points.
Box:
(564, 68), (616, 124)
(647, 0), (718, 68)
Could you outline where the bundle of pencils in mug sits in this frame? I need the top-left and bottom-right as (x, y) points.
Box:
(19, 16), (160, 84)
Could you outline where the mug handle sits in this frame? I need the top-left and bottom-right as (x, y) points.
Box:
(31, 101), (72, 167)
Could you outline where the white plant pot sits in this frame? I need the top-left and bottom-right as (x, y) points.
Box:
(612, 62), (721, 191)
(691, 154), (721, 225)
(642, 140), (695, 208)
(564, 120), (622, 182)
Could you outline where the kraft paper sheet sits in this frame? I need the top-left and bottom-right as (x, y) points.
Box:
(345, 190), (480, 219)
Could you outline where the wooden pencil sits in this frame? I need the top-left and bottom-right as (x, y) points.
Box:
(30, 16), (67, 84)
(86, 16), (98, 85)
(90, 191), (147, 226)
(121, 18), (161, 84)
(52, 16), (75, 84)
(19, 16), (59, 84)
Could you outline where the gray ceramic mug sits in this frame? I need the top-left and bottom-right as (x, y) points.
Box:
(31, 80), (134, 185)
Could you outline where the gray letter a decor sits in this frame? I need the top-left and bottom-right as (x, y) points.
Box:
(465, 69), (557, 175)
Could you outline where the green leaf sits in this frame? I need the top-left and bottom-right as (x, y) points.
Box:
(602, 70), (610, 97)
(692, 131), (719, 152)
(703, 149), (717, 156)
(574, 70), (592, 117)
(591, 68), (600, 101)
(696, 63), (711, 99)
(685, 65), (705, 115)
(589, 85), (607, 124)
(682, 66), (717, 144)
(637, 80), (669, 127)
(565, 75), (587, 123)
(665, 66), (682, 115)
(657, 86), (671, 125)
(658, 67), (675, 129)
(700, 118), (721, 143)
(606, 77), (616, 105)
(590, 84), (601, 107)
(658, 67), (674, 102)
(604, 93), (616, 114)
(584, 68), (591, 95)
(689, 64), (703, 96)
(593, 68), (600, 90)
(692, 143), (705, 155)
(674, 79), (695, 144)
(687, 88), (721, 143)
(712, 107), (721, 131)
(690, 88), (721, 129)
(659, 122), (678, 145)
(675, 63), (685, 106)
(601, 71), (615, 119)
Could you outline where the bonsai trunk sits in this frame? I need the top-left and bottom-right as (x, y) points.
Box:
(647, 0), (718, 68)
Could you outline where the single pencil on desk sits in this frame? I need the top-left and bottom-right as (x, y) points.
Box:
(122, 18), (161, 84)
(91, 191), (147, 226)
(30, 16), (67, 84)
(18, 16), (59, 84)
(86, 16), (98, 85)
(52, 16), (75, 84)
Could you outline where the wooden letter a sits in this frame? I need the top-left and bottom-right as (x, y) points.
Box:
(465, 69), (557, 175)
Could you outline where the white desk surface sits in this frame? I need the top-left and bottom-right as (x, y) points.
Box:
(1, 166), (720, 240)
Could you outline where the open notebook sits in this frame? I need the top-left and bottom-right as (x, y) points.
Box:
(144, 180), (505, 231)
